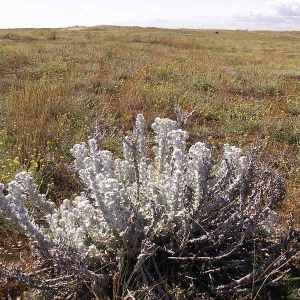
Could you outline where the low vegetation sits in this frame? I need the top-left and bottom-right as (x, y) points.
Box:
(0, 112), (299, 299)
(0, 26), (299, 298)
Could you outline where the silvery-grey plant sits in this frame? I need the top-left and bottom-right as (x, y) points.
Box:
(0, 111), (298, 299)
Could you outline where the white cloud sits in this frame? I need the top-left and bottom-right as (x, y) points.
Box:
(230, 0), (300, 30)
(0, 0), (300, 30)
(274, 0), (300, 16)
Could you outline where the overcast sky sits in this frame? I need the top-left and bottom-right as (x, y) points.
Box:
(1, 0), (300, 30)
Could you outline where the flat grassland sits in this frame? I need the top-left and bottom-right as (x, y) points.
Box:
(0, 26), (299, 229)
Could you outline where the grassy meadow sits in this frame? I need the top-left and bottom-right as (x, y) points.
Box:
(0, 26), (299, 233)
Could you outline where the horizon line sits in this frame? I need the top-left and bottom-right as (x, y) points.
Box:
(0, 24), (299, 32)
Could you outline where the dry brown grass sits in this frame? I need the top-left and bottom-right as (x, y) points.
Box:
(0, 26), (299, 221)
(0, 26), (299, 298)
